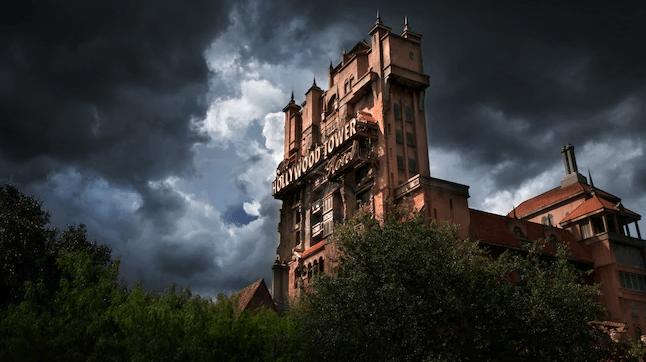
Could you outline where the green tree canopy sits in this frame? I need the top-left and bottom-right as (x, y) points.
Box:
(0, 184), (110, 307)
(292, 208), (621, 361)
(0, 184), (295, 361)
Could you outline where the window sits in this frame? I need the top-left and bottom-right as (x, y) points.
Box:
(396, 130), (404, 143)
(406, 132), (415, 146)
(405, 106), (412, 122)
(357, 189), (372, 208)
(620, 271), (646, 292)
(355, 165), (370, 184)
(397, 156), (405, 170)
(591, 216), (605, 234)
(613, 242), (645, 268)
(580, 223), (592, 239)
(394, 103), (401, 119)
(513, 227), (525, 239)
(549, 234), (558, 250)
(319, 257), (324, 273)
(408, 158), (417, 173)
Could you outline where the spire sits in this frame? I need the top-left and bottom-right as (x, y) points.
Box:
(329, 61), (333, 70)
(404, 16), (410, 32)
(312, 77), (317, 88)
(588, 169), (596, 194)
(290, 90), (294, 103)
(376, 9), (382, 25)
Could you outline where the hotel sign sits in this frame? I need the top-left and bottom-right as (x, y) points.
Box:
(272, 119), (357, 195)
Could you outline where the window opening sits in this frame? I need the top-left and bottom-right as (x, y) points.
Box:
(394, 103), (402, 119)
(397, 156), (405, 170)
(591, 216), (605, 234)
(406, 132), (415, 146)
(396, 130), (404, 144)
(580, 223), (592, 239)
(408, 158), (417, 173)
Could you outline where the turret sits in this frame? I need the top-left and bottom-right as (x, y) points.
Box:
(283, 92), (302, 158)
(560, 144), (587, 188)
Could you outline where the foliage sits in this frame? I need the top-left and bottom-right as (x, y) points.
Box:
(0, 184), (111, 307)
(292, 207), (621, 361)
(0, 185), (296, 361)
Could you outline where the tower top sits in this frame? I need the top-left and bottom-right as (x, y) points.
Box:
(560, 144), (587, 188)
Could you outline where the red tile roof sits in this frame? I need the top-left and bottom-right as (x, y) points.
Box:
(302, 241), (325, 259)
(560, 195), (641, 224)
(560, 196), (609, 223)
(470, 209), (593, 263)
(509, 182), (619, 218)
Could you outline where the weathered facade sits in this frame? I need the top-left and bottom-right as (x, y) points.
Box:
(508, 144), (645, 341)
(271, 16), (470, 307)
(269, 14), (644, 342)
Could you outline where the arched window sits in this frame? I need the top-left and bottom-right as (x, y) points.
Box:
(307, 263), (312, 279)
(319, 257), (324, 273)
(313, 260), (318, 275)
(549, 234), (558, 250)
(513, 227), (525, 239)
(294, 267), (300, 288)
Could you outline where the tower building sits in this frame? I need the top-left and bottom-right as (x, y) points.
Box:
(270, 16), (470, 306)
(268, 15), (645, 342)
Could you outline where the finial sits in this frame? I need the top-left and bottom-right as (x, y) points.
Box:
(588, 169), (596, 193)
(404, 16), (411, 32)
(512, 205), (518, 219)
(342, 48), (346, 56)
(312, 77), (317, 88)
(290, 90), (294, 102)
(376, 10), (382, 25)
(329, 61), (333, 70)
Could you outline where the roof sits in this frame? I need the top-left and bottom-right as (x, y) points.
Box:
(470, 209), (593, 263)
(302, 240), (325, 259)
(231, 278), (275, 312)
(560, 195), (640, 224)
(509, 181), (620, 218)
(348, 40), (370, 55)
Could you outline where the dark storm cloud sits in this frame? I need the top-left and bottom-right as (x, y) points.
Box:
(421, 1), (645, 182)
(259, 1), (645, 189)
(0, 0), (240, 294)
(155, 242), (217, 279)
(0, 0), (230, 185)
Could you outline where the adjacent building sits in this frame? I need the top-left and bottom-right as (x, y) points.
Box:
(269, 15), (644, 341)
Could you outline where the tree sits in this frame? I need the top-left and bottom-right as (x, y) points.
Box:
(0, 184), (111, 307)
(292, 208), (621, 361)
(0, 185), (296, 360)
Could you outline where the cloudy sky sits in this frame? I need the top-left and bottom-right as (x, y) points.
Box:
(2, 0), (644, 297)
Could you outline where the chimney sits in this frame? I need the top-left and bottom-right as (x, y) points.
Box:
(560, 144), (587, 188)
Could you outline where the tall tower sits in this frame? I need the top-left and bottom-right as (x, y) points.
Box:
(270, 15), (470, 308)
